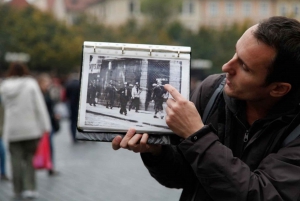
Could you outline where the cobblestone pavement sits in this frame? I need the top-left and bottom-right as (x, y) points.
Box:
(0, 117), (181, 201)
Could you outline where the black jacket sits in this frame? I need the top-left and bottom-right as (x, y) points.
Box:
(141, 74), (300, 201)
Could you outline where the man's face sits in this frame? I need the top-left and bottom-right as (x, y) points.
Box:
(222, 25), (276, 102)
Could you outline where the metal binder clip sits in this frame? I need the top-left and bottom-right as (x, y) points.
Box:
(122, 46), (125, 54)
(149, 49), (152, 56)
(94, 45), (96, 53)
(177, 50), (180, 57)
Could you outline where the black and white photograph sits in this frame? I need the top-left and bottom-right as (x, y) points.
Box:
(78, 42), (190, 134)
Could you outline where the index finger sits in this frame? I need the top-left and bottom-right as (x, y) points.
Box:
(164, 84), (184, 101)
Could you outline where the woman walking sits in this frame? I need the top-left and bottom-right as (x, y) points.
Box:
(0, 63), (51, 200)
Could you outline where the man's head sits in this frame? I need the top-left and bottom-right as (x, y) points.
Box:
(222, 16), (300, 102)
(254, 16), (300, 92)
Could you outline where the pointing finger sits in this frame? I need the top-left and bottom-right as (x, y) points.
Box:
(164, 84), (183, 102)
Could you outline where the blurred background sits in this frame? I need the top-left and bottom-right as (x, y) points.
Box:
(1, 0), (299, 81)
(0, 0), (299, 200)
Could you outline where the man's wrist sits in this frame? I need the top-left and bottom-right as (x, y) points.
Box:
(188, 124), (216, 142)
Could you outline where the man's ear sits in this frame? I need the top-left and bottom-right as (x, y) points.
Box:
(270, 82), (291, 97)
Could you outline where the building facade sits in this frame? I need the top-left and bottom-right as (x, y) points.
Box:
(81, 0), (300, 31)
(3, 0), (300, 31)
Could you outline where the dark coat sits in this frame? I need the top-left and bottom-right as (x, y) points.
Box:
(118, 87), (131, 103)
(141, 74), (300, 201)
(65, 79), (80, 118)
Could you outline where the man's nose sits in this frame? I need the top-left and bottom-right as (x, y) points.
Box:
(222, 57), (236, 75)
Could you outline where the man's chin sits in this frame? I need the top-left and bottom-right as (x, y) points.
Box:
(224, 87), (238, 98)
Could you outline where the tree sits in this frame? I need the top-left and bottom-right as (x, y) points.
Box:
(141, 0), (182, 28)
(0, 5), (83, 74)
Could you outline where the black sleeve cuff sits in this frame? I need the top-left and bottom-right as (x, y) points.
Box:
(189, 124), (216, 142)
(141, 145), (172, 167)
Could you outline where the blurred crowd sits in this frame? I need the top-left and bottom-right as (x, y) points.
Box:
(0, 62), (203, 201)
(0, 62), (80, 201)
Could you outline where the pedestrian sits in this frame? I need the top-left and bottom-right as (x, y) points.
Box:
(116, 82), (131, 115)
(0, 62), (51, 200)
(151, 80), (167, 119)
(105, 80), (115, 109)
(131, 82), (142, 113)
(112, 16), (300, 200)
(65, 72), (80, 144)
(144, 87), (152, 111)
(0, 95), (9, 181)
(87, 79), (97, 106)
(37, 73), (60, 176)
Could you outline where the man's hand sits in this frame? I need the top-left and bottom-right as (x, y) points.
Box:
(164, 84), (204, 139)
(112, 128), (162, 155)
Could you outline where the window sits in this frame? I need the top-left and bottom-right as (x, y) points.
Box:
(129, 0), (139, 15)
(182, 0), (194, 15)
(280, 4), (287, 16)
(294, 5), (299, 16)
(242, 1), (251, 17)
(259, 2), (270, 16)
(209, 2), (218, 16)
(225, 1), (234, 16)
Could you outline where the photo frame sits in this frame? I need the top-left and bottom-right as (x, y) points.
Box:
(76, 42), (191, 144)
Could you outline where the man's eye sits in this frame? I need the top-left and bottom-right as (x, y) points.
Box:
(240, 62), (249, 71)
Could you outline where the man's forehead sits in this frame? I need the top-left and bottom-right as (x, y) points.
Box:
(236, 24), (276, 70)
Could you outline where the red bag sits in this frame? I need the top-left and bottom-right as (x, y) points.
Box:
(32, 132), (52, 170)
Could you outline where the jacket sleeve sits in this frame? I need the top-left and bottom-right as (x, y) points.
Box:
(178, 126), (300, 201)
(141, 145), (197, 189)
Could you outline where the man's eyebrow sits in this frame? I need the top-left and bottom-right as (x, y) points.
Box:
(235, 46), (250, 69)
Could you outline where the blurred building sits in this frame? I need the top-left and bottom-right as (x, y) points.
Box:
(2, 0), (300, 31)
(65, 0), (300, 32)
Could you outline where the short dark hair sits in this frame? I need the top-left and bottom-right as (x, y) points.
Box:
(253, 16), (300, 92)
(6, 62), (30, 77)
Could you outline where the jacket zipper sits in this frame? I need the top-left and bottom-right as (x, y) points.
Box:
(192, 115), (249, 201)
(235, 115), (250, 143)
(243, 130), (249, 142)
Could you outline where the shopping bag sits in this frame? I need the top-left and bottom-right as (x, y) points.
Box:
(32, 132), (52, 170)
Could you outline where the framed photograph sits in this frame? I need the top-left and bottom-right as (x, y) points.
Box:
(76, 42), (191, 144)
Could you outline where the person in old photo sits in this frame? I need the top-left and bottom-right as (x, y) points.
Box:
(152, 80), (167, 119)
(116, 82), (131, 116)
(105, 80), (115, 109)
(130, 82), (142, 113)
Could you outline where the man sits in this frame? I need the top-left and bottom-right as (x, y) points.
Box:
(87, 79), (97, 106)
(117, 82), (131, 115)
(152, 80), (167, 119)
(131, 82), (142, 113)
(112, 16), (300, 200)
(105, 81), (115, 109)
(65, 73), (80, 143)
